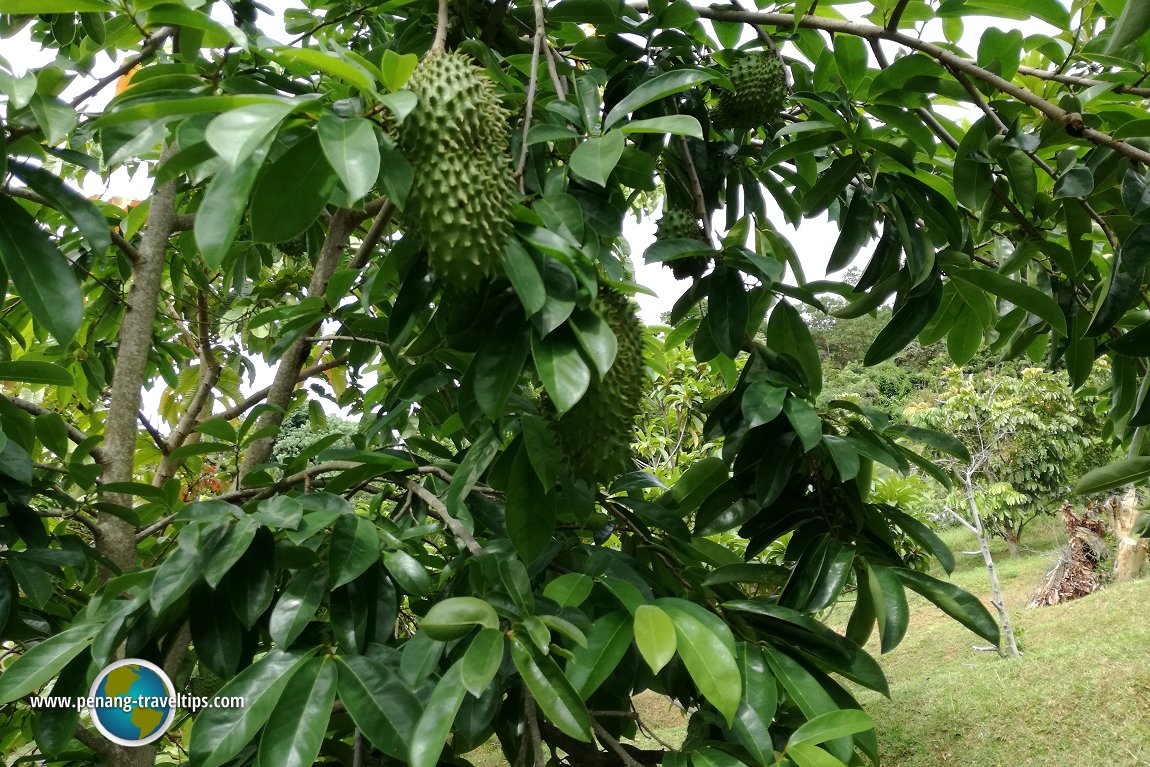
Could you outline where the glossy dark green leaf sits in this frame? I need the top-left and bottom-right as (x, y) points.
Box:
(502, 239), (547, 316)
(951, 269), (1066, 334)
(885, 424), (970, 461)
(662, 604), (741, 725)
(510, 634), (593, 741)
(227, 528), (277, 628)
(784, 397), (824, 452)
(767, 300), (823, 396)
(336, 654), (421, 759)
(894, 569), (999, 645)
(461, 628), (505, 698)
(251, 133), (338, 242)
(190, 586), (242, 678)
(1107, 1), (1150, 52)
(0, 362), (75, 386)
(421, 597), (499, 641)
(382, 549), (431, 597)
(602, 69), (714, 129)
(0, 196), (83, 345)
(203, 516), (258, 588)
(505, 446), (554, 562)
(270, 564), (329, 649)
(329, 513), (381, 589)
(730, 644), (776, 765)
(257, 657), (336, 767)
(879, 505), (956, 574)
(410, 661), (468, 767)
(569, 130), (625, 187)
(542, 572), (594, 607)
(789, 709), (874, 748)
(706, 267), (749, 359)
(532, 327), (591, 414)
(564, 610), (632, 698)
(190, 650), (313, 767)
(864, 277), (943, 365)
(33, 650), (91, 756)
(151, 528), (205, 614)
(867, 565), (909, 654)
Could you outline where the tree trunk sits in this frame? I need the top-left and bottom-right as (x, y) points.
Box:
(1113, 488), (1148, 581)
(1004, 528), (1020, 558)
(963, 474), (1021, 658)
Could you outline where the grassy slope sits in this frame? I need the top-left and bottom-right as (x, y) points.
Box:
(861, 520), (1150, 767)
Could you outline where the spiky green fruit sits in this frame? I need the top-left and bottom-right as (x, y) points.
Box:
(656, 209), (710, 280)
(400, 52), (515, 289)
(712, 50), (788, 131)
(547, 291), (645, 485)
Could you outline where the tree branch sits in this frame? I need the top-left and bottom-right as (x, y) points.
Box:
(1017, 65), (1150, 99)
(430, 0), (449, 54)
(2, 396), (107, 464)
(402, 479), (485, 555)
(517, 0), (547, 191)
(216, 354), (349, 422)
(349, 199), (396, 269)
(237, 210), (355, 482)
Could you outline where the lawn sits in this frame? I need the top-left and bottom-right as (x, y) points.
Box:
(861, 519), (1150, 767)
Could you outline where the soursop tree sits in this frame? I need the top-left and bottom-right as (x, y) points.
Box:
(2, 2), (1150, 767)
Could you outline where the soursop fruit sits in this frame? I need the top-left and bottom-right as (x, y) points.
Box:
(400, 52), (515, 289)
(712, 50), (788, 131)
(547, 290), (646, 485)
(655, 208), (710, 280)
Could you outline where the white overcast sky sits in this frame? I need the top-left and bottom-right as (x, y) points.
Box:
(1, 1), (1059, 413)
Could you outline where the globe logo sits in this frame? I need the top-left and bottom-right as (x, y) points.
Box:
(88, 659), (176, 747)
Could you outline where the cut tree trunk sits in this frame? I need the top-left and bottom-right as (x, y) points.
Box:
(1112, 488), (1148, 581)
(1028, 503), (1107, 607)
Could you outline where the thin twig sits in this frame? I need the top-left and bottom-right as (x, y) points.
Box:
(517, 0), (547, 191)
(215, 355), (349, 421)
(1017, 65), (1150, 99)
(350, 199), (396, 269)
(591, 720), (644, 767)
(674, 136), (714, 244)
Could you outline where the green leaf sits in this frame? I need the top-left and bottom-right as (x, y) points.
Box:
(543, 573), (594, 607)
(952, 269), (1066, 333)
(380, 50), (418, 91)
(564, 610), (632, 698)
(741, 377), (787, 429)
(318, 114), (380, 203)
(767, 300), (823, 396)
(191, 587), (242, 678)
(833, 35), (868, 91)
(269, 47), (376, 93)
(461, 628), (504, 698)
(0, 361), (74, 387)
(1106, 0), (1150, 52)
(569, 308), (618, 379)
(602, 69), (714, 129)
(788, 742), (849, 767)
(329, 513), (381, 589)
(0, 196), (83, 345)
(503, 239), (547, 316)
(885, 424), (970, 461)
(1074, 456), (1150, 495)
(619, 115), (703, 139)
(0, 623), (99, 704)
(633, 604), (676, 674)
(250, 133), (339, 242)
(195, 139), (271, 268)
(150, 531), (204, 613)
(569, 130), (625, 187)
(864, 277), (943, 365)
(789, 709), (874, 748)
(336, 654), (421, 759)
(410, 661), (468, 767)
(205, 102), (294, 170)
(505, 447), (554, 562)
(532, 328), (591, 414)
(270, 564), (329, 648)
(784, 397), (824, 452)
(727, 644), (775, 764)
(662, 605), (741, 725)
(510, 635), (593, 742)
(382, 549), (431, 596)
(880, 504), (955, 574)
(190, 650), (313, 767)
(868, 565), (909, 654)
(421, 597), (499, 640)
(1053, 167), (1095, 199)
(894, 569), (1000, 645)
(257, 657), (336, 767)
(8, 159), (110, 256)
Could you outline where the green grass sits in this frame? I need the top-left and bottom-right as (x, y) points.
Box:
(860, 521), (1150, 767)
